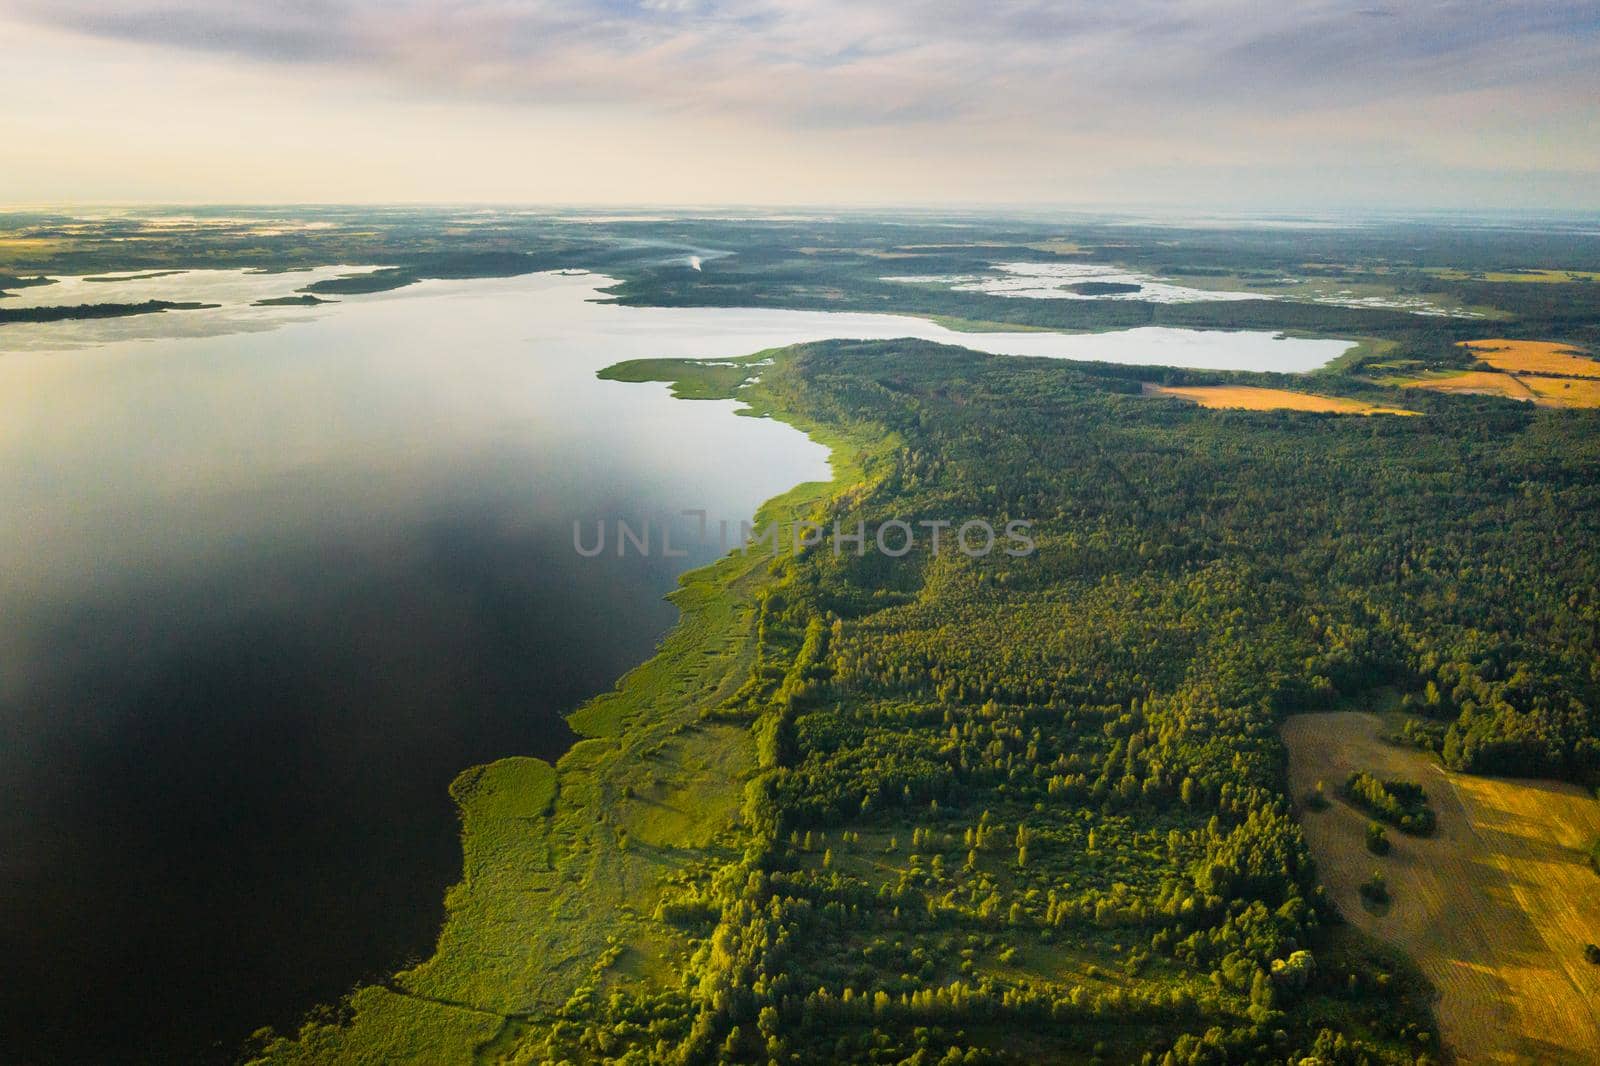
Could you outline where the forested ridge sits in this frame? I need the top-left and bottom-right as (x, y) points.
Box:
(481, 340), (1600, 1065)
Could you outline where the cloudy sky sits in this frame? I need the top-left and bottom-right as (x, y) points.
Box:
(3, 0), (1597, 209)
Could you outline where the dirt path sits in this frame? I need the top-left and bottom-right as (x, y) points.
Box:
(1282, 712), (1600, 1065)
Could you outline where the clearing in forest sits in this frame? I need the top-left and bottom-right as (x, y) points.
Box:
(1283, 711), (1600, 1066)
(1459, 338), (1600, 378)
(1399, 370), (1538, 402)
(1399, 369), (1600, 408)
(1142, 383), (1417, 415)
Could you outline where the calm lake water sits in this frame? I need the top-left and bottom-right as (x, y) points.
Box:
(0, 271), (1352, 1062)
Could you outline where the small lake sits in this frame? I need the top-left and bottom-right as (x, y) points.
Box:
(0, 271), (1352, 1061)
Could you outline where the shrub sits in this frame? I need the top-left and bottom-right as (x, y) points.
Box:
(1365, 822), (1390, 856)
(1359, 871), (1389, 905)
(1343, 770), (1436, 834)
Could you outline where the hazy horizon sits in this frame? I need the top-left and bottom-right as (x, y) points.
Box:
(3, 1), (1597, 211)
(3, 202), (1597, 225)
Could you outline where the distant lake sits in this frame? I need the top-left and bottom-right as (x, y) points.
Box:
(0, 272), (1353, 1062)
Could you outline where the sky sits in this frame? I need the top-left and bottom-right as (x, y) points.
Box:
(2, 0), (1597, 210)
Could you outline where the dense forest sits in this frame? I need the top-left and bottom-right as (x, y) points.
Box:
(402, 338), (1597, 1065)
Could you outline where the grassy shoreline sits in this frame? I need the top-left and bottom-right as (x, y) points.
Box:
(251, 355), (894, 1064)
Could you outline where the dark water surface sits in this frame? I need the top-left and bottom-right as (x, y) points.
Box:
(0, 273), (837, 1063)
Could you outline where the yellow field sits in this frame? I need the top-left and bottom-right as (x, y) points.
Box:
(1400, 370), (1538, 402)
(1142, 383), (1417, 415)
(1460, 338), (1600, 378)
(1520, 375), (1600, 408)
(1283, 712), (1600, 1065)
(1399, 369), (1600, 408)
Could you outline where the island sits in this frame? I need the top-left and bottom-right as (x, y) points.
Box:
(0, 299), (217, 325)
(1065, 280), (1143, 295)
(253, 294), (336, 307)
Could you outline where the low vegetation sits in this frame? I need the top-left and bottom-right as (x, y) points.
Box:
(1365, 822), (1391, 855)
(598, 352), (773, 400)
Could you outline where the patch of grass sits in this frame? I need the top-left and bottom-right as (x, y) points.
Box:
(1315, 335), (1399, 374)
(597, 351), (773, 400)
(252, 985), (504, 1066)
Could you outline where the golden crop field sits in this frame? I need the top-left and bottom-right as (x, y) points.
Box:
(1283, 712), (1600, 1065)
(1143, 383), (1417, 414)
(1399, 369), (1600, 408)
(1460, 338), (1600, 378)
(1399, 370), (1539, 402)
(1520, 375), (1600, 407)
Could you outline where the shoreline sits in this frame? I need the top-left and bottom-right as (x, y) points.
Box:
(250, 351), (890, 1063)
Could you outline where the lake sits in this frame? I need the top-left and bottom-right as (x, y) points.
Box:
(0, 271), (1352, 1061)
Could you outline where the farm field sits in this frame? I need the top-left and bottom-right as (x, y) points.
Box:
(1519, 375), (1600, 407)
(1283, 712), (1600, 1065)
(1142, 382), (1417, 414)
(1397, 369), (1600, 408)
(1398, 370), (1540, 402)
(1459, 338), (1600, 378)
